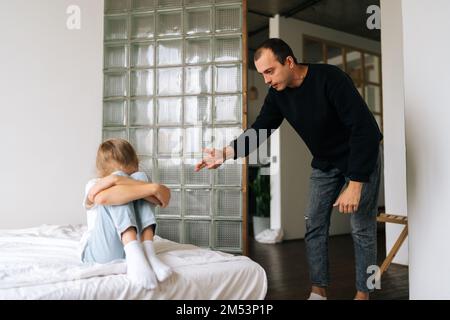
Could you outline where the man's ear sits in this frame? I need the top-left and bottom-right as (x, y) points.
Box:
(286, 56), (295, 69)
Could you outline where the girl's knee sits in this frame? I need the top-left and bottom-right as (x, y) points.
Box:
(100, 201), (136, 216)
(112, 170), (129, 177)
(110, 201), (136, 212)
(130, 171), (149, 182)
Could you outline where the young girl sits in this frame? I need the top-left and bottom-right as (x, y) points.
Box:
(80, 138), (172, 290)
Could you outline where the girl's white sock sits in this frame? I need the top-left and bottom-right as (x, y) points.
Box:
(143, 240), (173, 282)
(124, 240), (158, 290)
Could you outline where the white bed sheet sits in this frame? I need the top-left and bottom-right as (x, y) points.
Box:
(0, 225), (267, 300)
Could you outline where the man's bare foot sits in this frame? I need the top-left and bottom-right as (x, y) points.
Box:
(308, 286), (327, 300)
(354, 291), (369, 300)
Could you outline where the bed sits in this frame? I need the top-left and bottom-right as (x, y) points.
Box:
(0, 224), (267, 300)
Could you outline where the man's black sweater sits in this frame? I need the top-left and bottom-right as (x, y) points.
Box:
(230, 63), (383, 182)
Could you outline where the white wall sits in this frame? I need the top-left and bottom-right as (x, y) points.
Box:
(269, 16), (382, 239)
(401, 0), (450, 299)
(0, 0), (103, 228)
(247, 68), (272, 170)
(248, 70), (268, 128)
(380, 0), (409, 265)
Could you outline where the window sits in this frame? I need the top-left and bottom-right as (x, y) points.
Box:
(303, 36), (383, 132)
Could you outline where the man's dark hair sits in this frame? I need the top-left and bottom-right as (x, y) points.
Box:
(254, 38), (298, 65)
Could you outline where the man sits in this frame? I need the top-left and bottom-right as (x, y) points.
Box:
(195, 38), (382, 300)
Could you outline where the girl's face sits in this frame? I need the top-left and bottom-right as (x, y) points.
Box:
(97, 161), (138, 177)
(122, 165), (138, 175)
(96, 139), (140, 177)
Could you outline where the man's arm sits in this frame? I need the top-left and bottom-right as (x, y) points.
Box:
(327, 67), (382, 182)
(230, 90), (283, 160)
(333, 180), (363, 214)
(195, 146), (235, 171)
(327, 66), (381, 213)
(195, 90), (284, 171)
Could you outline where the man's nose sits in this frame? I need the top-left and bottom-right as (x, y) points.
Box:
(264, 76), (271, 85)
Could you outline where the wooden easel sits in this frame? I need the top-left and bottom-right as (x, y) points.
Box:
(377, 213), (408, 275)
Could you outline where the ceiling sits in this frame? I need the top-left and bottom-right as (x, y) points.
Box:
(247, 0), (381, 51)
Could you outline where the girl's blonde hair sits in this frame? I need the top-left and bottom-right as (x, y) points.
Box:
(96, 139), (139, 177)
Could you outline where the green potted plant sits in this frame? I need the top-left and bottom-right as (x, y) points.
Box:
(250, 169), (271, 237)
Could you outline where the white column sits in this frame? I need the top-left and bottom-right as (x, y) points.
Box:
(269, 15), (282, 231)
(380, 0), (408, 265)
(401, 0), (450, 299)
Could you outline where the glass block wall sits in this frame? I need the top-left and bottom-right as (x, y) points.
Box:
(103, 0), (245, 253)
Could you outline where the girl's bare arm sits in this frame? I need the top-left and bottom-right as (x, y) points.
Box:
(91, 176), (170, 207)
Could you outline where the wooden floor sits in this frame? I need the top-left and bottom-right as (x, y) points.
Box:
(248, 229), (409, 300)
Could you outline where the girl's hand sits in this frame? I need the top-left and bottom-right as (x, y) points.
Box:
(145, 195), (163, 206)
(88, 175), (118, 203)
(151, 184), (171, 208)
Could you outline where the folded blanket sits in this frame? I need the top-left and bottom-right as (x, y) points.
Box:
(0, 224), (246, 290)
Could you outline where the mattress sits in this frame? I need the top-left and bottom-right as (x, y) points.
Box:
(0, 224), (267, 300)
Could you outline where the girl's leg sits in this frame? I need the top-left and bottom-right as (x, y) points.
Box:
(83, 201), (158, 290)
(140, 225), (173, 282)
(129, 171), (157, 232)
(82, 204), (128, 263)
(130, 171), (173, 282)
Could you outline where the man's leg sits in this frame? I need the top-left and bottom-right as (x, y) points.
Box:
(350, 153), (381, 300)
(305, 167), (346, 299)
(130, 171), (173, 282)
